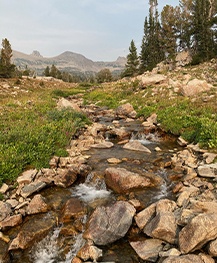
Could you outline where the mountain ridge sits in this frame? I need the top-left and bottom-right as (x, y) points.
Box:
(12, 50), (126, 75)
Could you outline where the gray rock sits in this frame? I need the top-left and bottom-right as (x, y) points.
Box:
(130, 238), (164, 262)
(0, 201), (12, 221)
(0, 214), (22, 231)
(162, 254), (204, 263)
(17, 169), (37, 185)
(83, 201), (136, 245)
(179, 213), (217, 254)
(123, 140), (151, 153)
(20, 181), (47, 198)
(197, 163), (217, 178)
(116, 103), (137, 118)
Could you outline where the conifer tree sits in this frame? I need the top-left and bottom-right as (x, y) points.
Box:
(0, 38), (15, 78)
(122, 40), (139, 77)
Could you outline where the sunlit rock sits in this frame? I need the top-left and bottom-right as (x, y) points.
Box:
(20, 181), (47, 198)
(116, 103), (137, 118)
(197, 163), (217, 178)
(0, 201), (12, 221)
(105, 167), (152, 194)
(83, 201), (136, 245)
(130, 238), (164, 262)
(26, 194), (49, 215)
(162, 254), (204, 263)
(0, 214), (22, 231)
(179, 213), (217, 254)
(54, 168), (77, 188)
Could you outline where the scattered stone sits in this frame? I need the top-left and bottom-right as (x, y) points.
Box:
(17, 169), (37, 185)
(116, 103), (137, 118)
(0, 183), (9, 194)
(162, 254), (204, 263)
(159, 248), (181, 257)
(20, 181), (47, 198)
(0, 201), (12, 221)
(135, 203), (156, 230)
(0, 214), (22, 230)
(26, 194), (49, 215)
(54, 168), (77, 188)
(57, 98), (81, 111)
(203, 152), (217, 164)
(77, 244), (103, 262)
(6, 199), (19, 208)
(0, 232), (10, 243)
(177, 136), (188, 147)
(180, 79), (213, 97)
(130, 238), (164, 262)
(91, 141), (114, 149)
(197, 163), (217, 178)
(123, 140), (151, 153)
(107, 158), (122, 164)
(140, 74), (167, 87)
(83, 201), (136, 245)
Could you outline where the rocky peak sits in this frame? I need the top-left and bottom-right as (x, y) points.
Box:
(31, 50), (43, 58)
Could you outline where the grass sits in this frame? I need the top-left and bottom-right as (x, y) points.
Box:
(0, 79), (90, 186)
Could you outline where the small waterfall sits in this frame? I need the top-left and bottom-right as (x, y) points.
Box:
(130, 132), (160, 145)
(31, 220), (86, 263)
(72, 172), (111, 203)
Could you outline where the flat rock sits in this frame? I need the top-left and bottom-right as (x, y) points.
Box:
(162, 254), (204, 263)
(26, 194), (49, 215)
(197, 163), (217, 178)
(123, 140), (151, 153)
(17, 169), (37, 185)
(0, 214), (22, 231)
(20, 181), (47, 198)
(91, 141), (114, 149)
(83, 201), (136, 245)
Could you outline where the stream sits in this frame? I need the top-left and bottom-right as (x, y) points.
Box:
(8, 116), (181, 263)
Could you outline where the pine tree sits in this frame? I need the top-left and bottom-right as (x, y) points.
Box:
(122, 40), (139, 77)
(44, 66), (50, 77)
(139, 0), (165, 73)
(0, 38), (15, 78)
(191, 0), (216, 63)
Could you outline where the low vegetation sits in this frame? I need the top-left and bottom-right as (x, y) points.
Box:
(0, 79), (89, 186)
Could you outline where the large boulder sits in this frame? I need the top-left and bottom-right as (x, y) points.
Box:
(180, 78), (213, 97)
(140, 74), (167, 87)
(197, 163), (217, 178)
(116, 103), (137, 118)
(83, 201), (136, 245)
(105, 167), (152, 194)
(179, 213), (217, 254)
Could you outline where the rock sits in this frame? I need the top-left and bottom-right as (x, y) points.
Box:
(9, 215), (55, 250)
(197, 163), (217, 178)
(91, 141), (114, 149)
(107, 158), (122, 164)
(159, 248), (181, 257)
(77, 244), (103, 262)
(54, 168), (77, 188)
(60, 198), (86, 223)
(111, 127), (130, 140)
(156, 199), (177, 214)
(143, 211), (177, 244)
(123, 140), (151, 153)
(203, 152), (217, 164)
(0, 232), (10, 243)
(0, 183), (9, 194)
(57, 98), (81, 111)
(130, 238), (164, 262)
(17, 169), (37, 185)
(116, 103), (137, 118)
(180, 78), (213, 97)
(175, 51), (192, 66)
(162, 254), (204, 263)
(26, 194), (49, 215)
(208, 238), (217, 256)
(0, 201), (12, 221)
(5, 199), (19, 208)
(83, 201), (136, 245)
(179, 213), (217, 254)
(140, 74), (167, 86)
(0, 214), (22, 231)
(177, 137), (188, 147)
(135, 203), (156, 230)
(189, 200), (217, 214)
(20, 181), (47, 198)
(198, 253), (215, 263)
(105, 167), (152, 194)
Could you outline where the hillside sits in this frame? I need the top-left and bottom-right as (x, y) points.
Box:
(12, 50), (127, 75)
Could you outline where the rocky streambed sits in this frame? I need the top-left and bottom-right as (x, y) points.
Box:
(0, 98), (217, 263)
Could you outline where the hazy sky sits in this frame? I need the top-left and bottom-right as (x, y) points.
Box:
(0, 0), (179, 61)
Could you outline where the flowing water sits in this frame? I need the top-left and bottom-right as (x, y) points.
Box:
(9, 119), (181, 263)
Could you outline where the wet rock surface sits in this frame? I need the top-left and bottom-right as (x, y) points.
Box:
(0, 99), (217, 262)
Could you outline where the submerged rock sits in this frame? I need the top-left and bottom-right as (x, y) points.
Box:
(123, 140), (151, 153)
(83, 201), (136, 245)
(105, 167), (152, 194)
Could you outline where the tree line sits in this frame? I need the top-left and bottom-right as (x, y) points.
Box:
(123, 0), (217, 77)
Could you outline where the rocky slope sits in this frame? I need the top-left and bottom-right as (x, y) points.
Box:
(12, 50), (126, 75)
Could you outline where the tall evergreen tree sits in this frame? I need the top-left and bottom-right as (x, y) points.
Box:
(139, 0), (165, 73)
(0, 38), (15, 78)
(191, 0), (216, 63)
(122, 40), (139, 77)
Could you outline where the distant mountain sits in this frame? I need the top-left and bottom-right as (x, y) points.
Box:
(12, 50), (126, 75)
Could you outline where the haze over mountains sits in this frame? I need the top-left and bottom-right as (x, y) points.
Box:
(12, 50), (127, 76)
